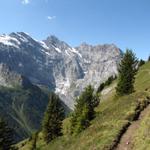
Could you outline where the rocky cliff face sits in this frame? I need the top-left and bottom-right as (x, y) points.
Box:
(0, 32), (122, 109)
(0, 63), (33, 88)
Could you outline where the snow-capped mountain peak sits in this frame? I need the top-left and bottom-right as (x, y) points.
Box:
(0, 32), (122, 109)
(0, 34), (20, 48)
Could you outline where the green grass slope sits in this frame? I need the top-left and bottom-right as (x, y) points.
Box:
(18, 62), (150, 150)
(0, 83), (49, 142)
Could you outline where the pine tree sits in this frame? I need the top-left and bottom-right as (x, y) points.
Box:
(73, 104), (89, 134)
(138, 59), (145, 67)
(42, 93), (65, 144)
(0, 118), (14, 150)
(70, 85), (99, 135)
(148, 55), (150, 61)
(116, 49), (138, 96)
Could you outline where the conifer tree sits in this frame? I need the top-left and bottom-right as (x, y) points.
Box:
(73, 104), (89, 134)
(148, 55), (150, 61)
(138, 59), (145, 67)
(116, 49), (138, 96)
(42, 93), (65, 144)
(0, 118), (14, 150)
(70, 85), (99, 134)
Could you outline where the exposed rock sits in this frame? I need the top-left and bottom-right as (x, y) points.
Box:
(0, 32), (123, 109)
(0, 63), (32, 88)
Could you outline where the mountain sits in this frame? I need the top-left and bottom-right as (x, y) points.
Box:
(0, 32), (122, 109)
(17, 62), (150, 150)
(0, 32), (122, 141)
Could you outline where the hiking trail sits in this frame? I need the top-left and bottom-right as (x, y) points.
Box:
(115, 104), (150, 150)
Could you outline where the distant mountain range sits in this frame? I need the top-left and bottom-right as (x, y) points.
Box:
(0, 32), (122, 108)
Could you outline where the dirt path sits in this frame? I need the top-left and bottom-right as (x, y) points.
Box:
(115, 105), (150, 150)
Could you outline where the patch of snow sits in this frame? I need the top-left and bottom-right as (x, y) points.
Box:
(55, 47), (62, 53)
(39, 41), (49, 50)
(0, 35), (20, 48)
(45, 51), (51, 56)
(17, 33), (28, 43)
(52, 45), (61, 53)
(40, 48), (51, 56)
(70, 48), (82, 58)
(65, 50), (71, 56)
(52, 45), (62, 53)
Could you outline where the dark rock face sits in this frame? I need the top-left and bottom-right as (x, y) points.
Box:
(0, 32), (122, 109)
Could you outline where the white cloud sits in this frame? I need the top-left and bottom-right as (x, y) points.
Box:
(21, 0), (30, 5)
(47, 16), (56, 21)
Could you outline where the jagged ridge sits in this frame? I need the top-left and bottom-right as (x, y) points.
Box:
(0, 32), (122, 109)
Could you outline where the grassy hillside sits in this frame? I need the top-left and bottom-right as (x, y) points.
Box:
(18, 62), (150, 150)
(0, 83), (49, 142)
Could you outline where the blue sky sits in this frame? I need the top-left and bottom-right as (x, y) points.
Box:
(0, 0), (149, 60)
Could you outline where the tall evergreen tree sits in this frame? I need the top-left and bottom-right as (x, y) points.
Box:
(0, 118), (14, 150)
(148, 55), (150, 61)
(70, 85), (99, 135)
(42, 93), (65, 144)
(116, 49), (138, 96)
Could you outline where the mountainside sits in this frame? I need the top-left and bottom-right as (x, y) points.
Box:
(18, 62), (150, 150)
(0, 63), (49, 142)
(0, 32), (122, 109)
